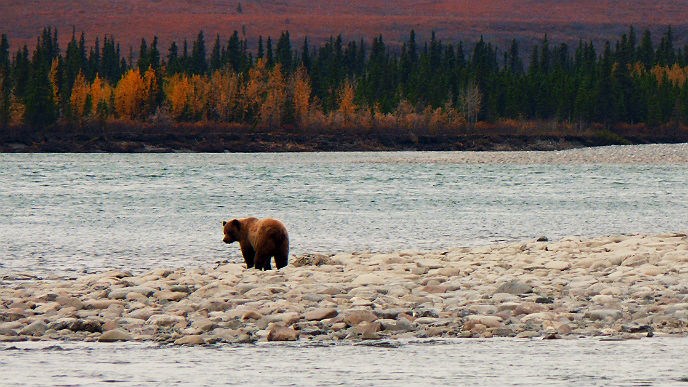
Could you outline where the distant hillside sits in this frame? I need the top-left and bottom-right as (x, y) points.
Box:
(3, 0), (688, 52)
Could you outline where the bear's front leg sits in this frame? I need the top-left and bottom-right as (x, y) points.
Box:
(240, 243), (256, 269)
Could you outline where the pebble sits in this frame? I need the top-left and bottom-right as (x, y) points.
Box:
(1, 233), (686, 343)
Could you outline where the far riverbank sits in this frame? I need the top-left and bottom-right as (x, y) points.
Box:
(2, 122), (688, 152)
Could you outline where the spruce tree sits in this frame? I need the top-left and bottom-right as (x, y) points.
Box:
(210, 34), (223, 71)
(266, 36), (274, 67)
(191, 31), (207, 74)
(166, 41), (181, 75)
(137, 38), (150, 72)
(276, 31), (292, 73)
(88, 37), (101, 80)
(257, 36), (264, 60)
(300, 37), (310, 71)
(0, 34), (10, 126)
(227, 31), (242, 72)
(25, 29), (58, 126)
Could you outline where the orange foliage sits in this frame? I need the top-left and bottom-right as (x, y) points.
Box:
(651, 64), (688, 86)
(208, 69), (243, 121)
(292, 65), (311, 127)
(166, 74), (194, 120)
(260, 64), (287, 128)
(189, 74), (211, 120)
(337, 80), (357, 128)
(114, 69), (146, 119)
(70, 71), (90, 118)
(165, 73), (211, 120)
(142, 67), (160, 116)
(90, 74), (113, 119)
(49, 58), (61, 111)
(246, 59), (269, 121)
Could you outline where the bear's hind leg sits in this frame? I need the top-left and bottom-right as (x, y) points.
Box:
(275, 253), (288, 269)
(254, 251), (270, 271)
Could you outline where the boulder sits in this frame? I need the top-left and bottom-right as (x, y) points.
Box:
(98, 329), (133, 342)
(304, 308), (338, 321)
(343, 310), (378, 326)
(267, 326), (299, 341)
(174, 335), (206, 345)
(495, 280), (533, 295)
(19, 321), (48, 336)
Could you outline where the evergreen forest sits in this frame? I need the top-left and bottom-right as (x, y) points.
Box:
(1, 26), (688, 145)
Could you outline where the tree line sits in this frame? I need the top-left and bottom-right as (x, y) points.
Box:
(1, 26), (688, 133)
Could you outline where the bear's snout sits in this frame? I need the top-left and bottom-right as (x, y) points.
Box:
(223, 235), (233, 244)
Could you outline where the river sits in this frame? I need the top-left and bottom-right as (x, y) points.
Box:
(1, 144), (687, 385)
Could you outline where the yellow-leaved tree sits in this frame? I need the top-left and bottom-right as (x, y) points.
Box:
(165, 74), (210, 121)
(70, 71), (90, 120)
(142, 67), (160, 117)
(166, 74), (194, 120)
(114, 69), (145, 120)
(260, 64), (286, 128)
(49, 58), (62, 117)
(189, 74), (211, 120)
(245, 58), (269, 123)
(292, 65), (311, 128)
(337, 80), (357, 128)
(208, 70), (243, 122)
(90, 74), (113, 120)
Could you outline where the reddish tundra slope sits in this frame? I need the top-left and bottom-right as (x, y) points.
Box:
(3, 0), (688, 50)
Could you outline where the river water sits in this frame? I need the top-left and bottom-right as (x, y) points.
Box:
(2, 338), (688, 386)
(1, 144), (688, 385)
(2, 144), (688, 279)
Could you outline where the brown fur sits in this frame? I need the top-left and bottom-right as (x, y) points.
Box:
(222, 217), (289, 270)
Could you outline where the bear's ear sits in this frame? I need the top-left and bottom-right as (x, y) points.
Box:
(222, 220), (227, 227)
(231, 219), (241, 229)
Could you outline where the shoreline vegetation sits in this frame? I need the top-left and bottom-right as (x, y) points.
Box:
(1, 233), (686, 344)
(3, 26), (688, 152)
(2, 121), (688, 152)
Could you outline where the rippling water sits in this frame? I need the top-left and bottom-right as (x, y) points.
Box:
(1, 144), (688, 279)
(2, 144), (688, 385)
(2, 338), (688, 386)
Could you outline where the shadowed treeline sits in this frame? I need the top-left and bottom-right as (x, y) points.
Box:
(1, 26), (688, 151)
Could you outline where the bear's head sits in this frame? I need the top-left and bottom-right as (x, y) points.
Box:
(222, 219), (241, 244)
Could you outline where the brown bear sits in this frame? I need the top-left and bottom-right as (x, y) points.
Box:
(222, 217), (289, 270)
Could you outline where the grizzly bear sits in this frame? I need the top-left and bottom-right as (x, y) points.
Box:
(222, 217), (289, 270)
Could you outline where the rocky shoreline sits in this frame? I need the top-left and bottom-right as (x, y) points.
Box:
(1, 234), (687, 345)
